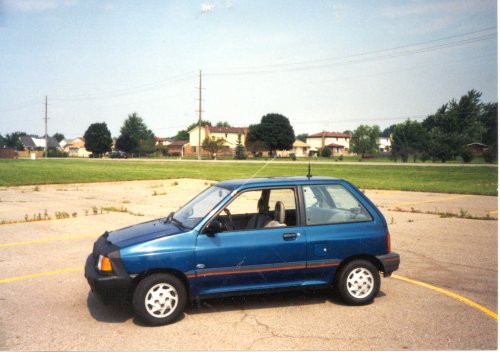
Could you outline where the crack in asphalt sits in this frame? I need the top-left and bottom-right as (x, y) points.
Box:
(242, 314), (335, 349)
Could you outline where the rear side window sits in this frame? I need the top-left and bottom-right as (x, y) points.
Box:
(303, 185), (372, 225)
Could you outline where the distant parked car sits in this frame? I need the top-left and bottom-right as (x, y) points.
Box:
(85, 176), (399, 326)
(111, 151), (128, 159)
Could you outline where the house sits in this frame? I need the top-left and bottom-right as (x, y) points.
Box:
(466, 143), (488, 156)
(378, 137), (391, 152)
(154, 136), (172, 146)
(306, 131), (351, 156)
(290, 140), (310, 157)
(63, 138), (92, 158)
(19, 136), (61, 151)
(187, 125), (248, 157)
(277, 140), (310, 158)
(167, 140), (189, 157)
(0, 148), (18, 159)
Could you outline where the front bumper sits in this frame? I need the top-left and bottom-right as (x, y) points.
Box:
(84, 254), (133, 304)
(376, 252), (400, 277)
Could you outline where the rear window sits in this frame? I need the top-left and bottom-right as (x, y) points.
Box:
(302, 184), (372, 225)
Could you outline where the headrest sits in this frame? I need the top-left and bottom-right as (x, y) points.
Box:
(274, 201), (285, 223)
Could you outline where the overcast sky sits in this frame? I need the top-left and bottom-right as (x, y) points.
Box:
(0, 0), (497, 139)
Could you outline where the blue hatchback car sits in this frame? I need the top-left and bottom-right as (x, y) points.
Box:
(85, 176), (400, 325)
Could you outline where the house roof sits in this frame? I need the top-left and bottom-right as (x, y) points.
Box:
(187, 124), (249, 134)
(293, 140), (309, 147)
(207, 126), (248, 134)
(154, 136), (172, 142)
(19, 136), (37, 149)
(326, 143), (345, 148)
(169, 140), (189, 147)
(308, 131), (351, 138)
(20, 136), (60, 149)
(466, 142), (488, 148)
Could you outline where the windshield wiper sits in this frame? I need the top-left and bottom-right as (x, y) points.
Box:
(166, 212), (186, 229)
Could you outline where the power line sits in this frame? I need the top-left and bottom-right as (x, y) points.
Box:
(51, 71), (197, 101)
(205, 27), (497, 76)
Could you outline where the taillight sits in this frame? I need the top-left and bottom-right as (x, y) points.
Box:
(386, 231), (391, 253)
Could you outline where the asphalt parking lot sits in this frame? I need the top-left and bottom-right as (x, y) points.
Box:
(0, 179), (497, 350)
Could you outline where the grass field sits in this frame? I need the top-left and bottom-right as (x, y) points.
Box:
(0, 159), (497, 195)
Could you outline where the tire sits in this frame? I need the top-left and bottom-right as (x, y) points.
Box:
(133, 273), (187, 326)
(335, 259), (380, 305)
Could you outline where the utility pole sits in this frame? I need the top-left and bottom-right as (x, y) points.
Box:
(196, 70), (203, 160)
(44, 96), (48, 158)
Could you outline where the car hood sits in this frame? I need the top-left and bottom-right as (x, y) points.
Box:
(106, 218), (184, 248)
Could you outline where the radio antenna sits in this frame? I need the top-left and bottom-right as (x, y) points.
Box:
(307, 153), (312, 178)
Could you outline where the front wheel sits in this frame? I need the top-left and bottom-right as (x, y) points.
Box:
(335, 260), (380, 305)
(133, 273), (187, 326)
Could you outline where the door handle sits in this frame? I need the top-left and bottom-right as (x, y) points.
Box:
(283, 233), (298, 240)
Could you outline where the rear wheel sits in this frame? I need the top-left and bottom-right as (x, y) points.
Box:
(133, 273), (187, 326)
(335, 259), (380, 305)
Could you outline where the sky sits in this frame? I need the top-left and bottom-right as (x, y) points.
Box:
(0, 0), (497, 139)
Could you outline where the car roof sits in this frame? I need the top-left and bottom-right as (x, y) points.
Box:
(216, 176), (343, 190)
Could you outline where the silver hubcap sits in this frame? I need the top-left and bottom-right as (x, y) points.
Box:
(145, 283), (178, 318)
(346, 267), (374, 299)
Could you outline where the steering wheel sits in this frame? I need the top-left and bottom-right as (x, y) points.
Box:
(220, 208), (235, 231)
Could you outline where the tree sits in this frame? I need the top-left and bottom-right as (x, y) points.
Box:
(174, 120), (212, 141)
(187, 120), (211, 132)
(350, 125), (381, 157)
(296, 133), (308, 142)
(202, 137), (226, 159)
(118, 113), (154, 156)
(480, 102), (497, 149)
(216, 121), (231, 128)
(0, 134), (5, 148)
(52, 133), (65, 143)
(248, 113), (295, 154)
(83, 122), (112, 157)
(115, 133), (138, 154)
(390, 120), (427, 162)
(381, 125), (396, 138)
(234, 133), (247, 159)
(4, 131), (27, 150)
(423, 90), (487, 162)
(173, 130), (189, 141)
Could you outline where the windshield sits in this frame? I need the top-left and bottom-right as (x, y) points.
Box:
(172, 186), (231, 229)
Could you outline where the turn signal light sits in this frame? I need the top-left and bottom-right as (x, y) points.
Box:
(98, 255), (113, 272)
(386, 232), (391, 253)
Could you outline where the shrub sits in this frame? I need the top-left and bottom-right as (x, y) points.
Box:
(460, 148), (475, 164)
(320, 147), (332, 158)
(483, 147), (497, 164)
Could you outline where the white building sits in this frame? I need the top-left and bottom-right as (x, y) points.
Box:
(188, 125), (248, 157)
(306, 131), (351, 156)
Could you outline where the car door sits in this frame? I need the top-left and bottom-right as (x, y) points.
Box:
(193, 187), (307, 295)
(301, 183), (385, 284)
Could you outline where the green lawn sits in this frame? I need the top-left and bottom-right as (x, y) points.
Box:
(0, 159), (497, 195)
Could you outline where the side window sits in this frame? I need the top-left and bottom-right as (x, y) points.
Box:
(220, 188), (297, 231)
(303, 185), (372, 225)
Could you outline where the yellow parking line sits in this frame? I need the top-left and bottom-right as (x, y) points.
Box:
(0, 234), (97, 247)
(0, 266), (83, 284)
(393, 274), (498, 321)
(389, 194), (471, 208)
(374, 190), (402, 196)
(487, 210), (497, 215)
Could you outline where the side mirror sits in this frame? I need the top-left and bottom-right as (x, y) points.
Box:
(205, 220), (224, 236)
